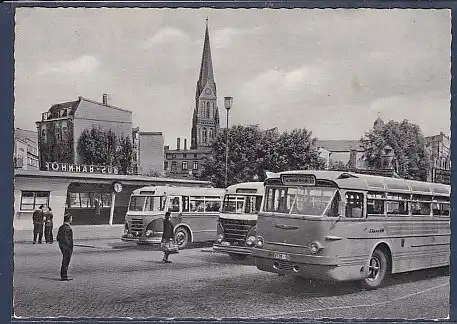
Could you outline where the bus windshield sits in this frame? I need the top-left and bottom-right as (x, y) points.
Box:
(222, 194), (262, 214)
(264, 186), (336, 216)
(129, 196), (166, 212)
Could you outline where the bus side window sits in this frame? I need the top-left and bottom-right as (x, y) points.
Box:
(182, 196), (189, 212)
(168, 197), (180, 212)
(345, 192), (364, 218)
(326, 191), (341, 217)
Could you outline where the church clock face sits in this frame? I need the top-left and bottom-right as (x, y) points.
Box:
(205, 88), (212, 95)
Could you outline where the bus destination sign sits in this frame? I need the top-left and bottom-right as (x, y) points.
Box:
(281, 174), (316, 186)
(236, 188), (258, 194)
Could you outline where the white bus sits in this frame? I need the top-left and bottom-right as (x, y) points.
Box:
(121, 186), (225, 248)
(214, 182), (264, 260)
(253, 170), (450, 289)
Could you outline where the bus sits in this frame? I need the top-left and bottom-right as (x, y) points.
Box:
(121, 186), (225, 248)
(252, 170), (450, 289)
(213, 182), (264, 260)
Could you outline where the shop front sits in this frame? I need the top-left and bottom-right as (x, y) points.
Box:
(14, 168), (211, 230)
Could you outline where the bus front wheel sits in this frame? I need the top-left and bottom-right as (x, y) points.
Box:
(361, 248), (390, 289)
(175, 227), (190, 249)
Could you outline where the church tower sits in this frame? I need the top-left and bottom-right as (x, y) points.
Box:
(190, 20), (220, 150)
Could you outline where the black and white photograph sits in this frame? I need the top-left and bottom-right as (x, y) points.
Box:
(13, 7), (451, 320)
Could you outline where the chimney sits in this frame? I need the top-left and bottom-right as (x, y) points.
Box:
(102, 94), (108, 105)
(177, 138), (181, 150)
(184, 139), (187, 150)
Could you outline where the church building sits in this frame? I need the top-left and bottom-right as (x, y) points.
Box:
(164, 21), (221, 179)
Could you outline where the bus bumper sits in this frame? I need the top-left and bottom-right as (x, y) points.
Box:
(213, 243), (252, 255)
(253, 248), (365, 281)
(121, 234), (161, 244)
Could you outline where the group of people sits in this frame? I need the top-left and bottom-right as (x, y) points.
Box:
(32, 205), (74, 281)
(32, 205), (54, 244)
(31, 206), (175, 280)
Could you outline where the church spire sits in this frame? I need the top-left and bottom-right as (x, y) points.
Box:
(197, 19), (215, 94)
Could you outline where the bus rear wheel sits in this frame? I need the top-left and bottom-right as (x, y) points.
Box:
(361, 248), (390, 289)
(229, 253), (248, 261)
(175, 227), (190, 249)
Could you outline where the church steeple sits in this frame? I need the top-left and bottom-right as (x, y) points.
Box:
(191, 20), (220, 150)
(196, 18), (215, 95)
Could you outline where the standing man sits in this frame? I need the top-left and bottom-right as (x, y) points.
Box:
(44, 207), (54, 244)
(32, 205), (44, 244)
(57, 214), (73, 281)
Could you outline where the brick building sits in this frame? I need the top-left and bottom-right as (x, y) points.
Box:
(36, 95), (133, 167)
(132, 128), (164, 176)
(14, 128), (39, 170)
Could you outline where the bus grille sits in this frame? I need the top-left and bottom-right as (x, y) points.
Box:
(130, 218), (144, 232)
(273, 260), (294, 271)
(220, 218), (255, 244)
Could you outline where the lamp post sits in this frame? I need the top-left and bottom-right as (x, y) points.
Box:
(224, 96), (233, 188)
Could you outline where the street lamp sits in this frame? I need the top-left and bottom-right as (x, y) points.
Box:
(224, 96), (233, 188)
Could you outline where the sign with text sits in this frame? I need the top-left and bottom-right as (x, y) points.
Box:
(44, 162), (119, 175)
(281, 174), (316, 186)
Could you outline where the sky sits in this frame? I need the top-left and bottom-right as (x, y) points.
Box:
(14, 8), (451, 147)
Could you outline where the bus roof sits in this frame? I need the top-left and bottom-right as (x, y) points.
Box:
(225, 182), (265, 195)
(132, 185), (225, 196)
(267, 170), (450, 196)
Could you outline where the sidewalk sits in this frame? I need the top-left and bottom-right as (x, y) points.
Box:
(14, 224), (124, 245)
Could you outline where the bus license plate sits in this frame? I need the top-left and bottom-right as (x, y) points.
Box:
(274, 253), (291, 261)
(127, 234), (133, 238)
(221, 241), (230, 246)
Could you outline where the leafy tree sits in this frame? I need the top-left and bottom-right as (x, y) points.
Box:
(116, 135), (134, 175)
(199, 125), (325, 187)
(329, 160), (349, 171)
(78, 127), (117, 165)
(39, 122), (73, 169)
(78, 127), (135, 174)
(360, 119), (430, 181)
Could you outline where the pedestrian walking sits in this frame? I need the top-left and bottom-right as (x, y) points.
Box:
(44, 207), (54, 244)
(57, 214), (73, 281)
(161, 211), (178, 263)
(32, 205), (44, 244)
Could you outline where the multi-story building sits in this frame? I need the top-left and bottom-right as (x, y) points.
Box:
(132, 128), (164, 176)
(36, 94), (133, 167)
(165, 21), (220, 179)
(14, 128), (39, 170)
(425, 132), (451, 184)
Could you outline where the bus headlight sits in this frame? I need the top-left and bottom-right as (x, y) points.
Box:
(245, 226), (257, 246)
(123, 222), (129, 235)
(309, 241), (323, 254)
(145, 229), (153, 237)
(217, 221), (224, 242)
(255, 236), (264, 248)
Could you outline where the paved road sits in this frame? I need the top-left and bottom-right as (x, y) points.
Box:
(13, 242), (449, 319)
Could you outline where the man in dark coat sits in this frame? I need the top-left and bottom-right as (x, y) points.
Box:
(32, 205), (44, 244)
(57, 214), (73, 281)
(44, 207), (54, 244)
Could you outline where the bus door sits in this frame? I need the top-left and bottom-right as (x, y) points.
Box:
(167, 196), (182, 225)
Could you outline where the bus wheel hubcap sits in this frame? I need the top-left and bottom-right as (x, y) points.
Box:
(368, 256), (381, 281)
(176, 231), (185, 244)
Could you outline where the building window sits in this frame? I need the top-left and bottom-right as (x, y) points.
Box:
(193, 161), (198, 170)
(206, 102), (210, 119)
(171, 161), (177, 171)
(20, 191), (50, 210)
(164, 161), (169, 170)
(41, 129), (46, 142)
(209, 129), (213, 140)
(194, 154), (198, 158)
(183, 153), (187, 158)
(202, 128), (207, 143)
(182, 161), (188, 170)
(172, 154), (176, 159)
